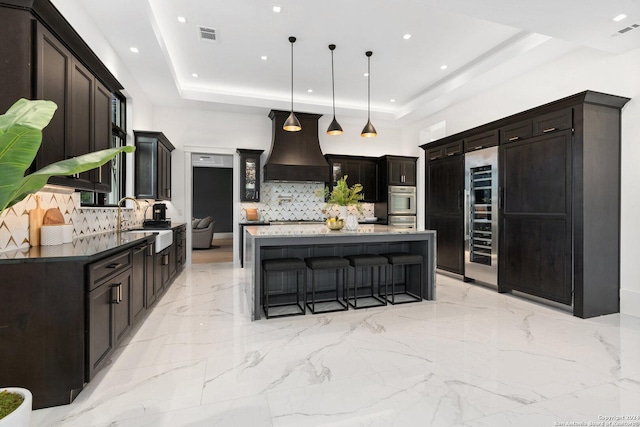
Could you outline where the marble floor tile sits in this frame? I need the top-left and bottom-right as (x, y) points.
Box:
(32, 263), (640, 426)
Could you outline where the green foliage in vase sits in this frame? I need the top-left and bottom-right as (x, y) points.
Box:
(0, 98), (135, 214)
(319, 175), (363, 207)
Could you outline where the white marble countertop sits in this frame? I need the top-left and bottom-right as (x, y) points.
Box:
(245, 223), (434, 238)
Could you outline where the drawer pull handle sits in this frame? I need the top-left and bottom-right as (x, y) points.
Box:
(447, 152), (456, 156)
(542, 127), (556, 133)
(107, 263), (122, 269)
(111, 284), (120, 304)
(508, 136), (519, 141)
(474, 145), (483, 150)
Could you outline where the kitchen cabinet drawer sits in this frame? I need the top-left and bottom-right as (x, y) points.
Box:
(426, 141), (462, 161)
(464, 129), (498, 152)
(532, 108), (572, 136)
(501, 119), (532, 144)
(88, 250), (132, 290)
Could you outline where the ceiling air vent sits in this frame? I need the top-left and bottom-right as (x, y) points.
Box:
(198, 26), (218, 43)
(611, 23), (639, 37)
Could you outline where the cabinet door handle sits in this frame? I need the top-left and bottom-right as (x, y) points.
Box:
(98, 166), (102, 183)
(542, 127), (556, 133)
(111, 284), (120, 304)
(107, 263), (122, 269)
(119, 284), (123, 303)
(508, 136), (519, 141)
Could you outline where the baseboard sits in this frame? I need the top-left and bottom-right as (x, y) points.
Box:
(620, 288), (640, 319)
(214, 232), (232, 239)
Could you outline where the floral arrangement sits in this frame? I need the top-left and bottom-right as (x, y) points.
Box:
(320, 175), (363, 207)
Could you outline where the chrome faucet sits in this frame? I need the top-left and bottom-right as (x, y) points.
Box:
(117, 197), (140, 232)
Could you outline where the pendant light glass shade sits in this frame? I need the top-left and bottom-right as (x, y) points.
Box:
(284, 36), (301, 132)
(326, 44), (343, 135)
(361, 51), (377, 138)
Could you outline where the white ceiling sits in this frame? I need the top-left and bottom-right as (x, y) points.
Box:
(54, 0), (640, 126)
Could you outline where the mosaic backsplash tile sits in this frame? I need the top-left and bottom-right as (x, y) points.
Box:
(0, 188), (149, 253)
(239, 181), (374, 222)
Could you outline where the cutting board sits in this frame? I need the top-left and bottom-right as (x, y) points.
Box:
(43, 208), (65, 225)
(29, 196), (45, 246)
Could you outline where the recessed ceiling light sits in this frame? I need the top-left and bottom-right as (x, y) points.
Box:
(129, 47), (139, 53)
(440, 64), (448, 70)
(390, 99), (396, 103)
(613, 13), (628, 22)
(177, 16), (187, 23)
(403, 34), (411, 40)
(307, 89), (313, 93)
(192, 73), (199, 78)
(272, 5), (281, 13)
(261, 55), (268, 61)
(364, 72), (369, 77)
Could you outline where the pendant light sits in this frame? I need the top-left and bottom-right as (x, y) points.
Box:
(361, 51), (377, 138)
(283, 36), (301, 132)
(326, 44), (343, 135)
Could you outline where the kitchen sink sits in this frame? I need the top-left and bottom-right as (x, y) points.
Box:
(126, 229), (173, 252)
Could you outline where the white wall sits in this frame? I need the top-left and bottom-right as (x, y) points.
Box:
(403, 46), (640, 318)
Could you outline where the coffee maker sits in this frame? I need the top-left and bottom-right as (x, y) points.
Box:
(152, 203), (167, 221)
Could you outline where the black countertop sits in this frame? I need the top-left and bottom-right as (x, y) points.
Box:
(0, 223), (185, 263)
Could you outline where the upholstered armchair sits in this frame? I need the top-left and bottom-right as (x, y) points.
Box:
(192, 216), (215, 249)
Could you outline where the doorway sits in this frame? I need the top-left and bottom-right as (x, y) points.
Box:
(191, 153), (234, 263)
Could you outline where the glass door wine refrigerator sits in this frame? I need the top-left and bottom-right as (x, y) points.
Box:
(464, 146), (498, 286)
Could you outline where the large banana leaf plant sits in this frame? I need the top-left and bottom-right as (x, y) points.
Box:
(0, 98), (135, 214)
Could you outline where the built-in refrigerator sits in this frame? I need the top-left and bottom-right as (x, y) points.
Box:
(464, 146), (498, 286)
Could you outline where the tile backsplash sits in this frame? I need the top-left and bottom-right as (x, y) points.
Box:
(239, 181), (375, 222)
(0, 188), (148, 253)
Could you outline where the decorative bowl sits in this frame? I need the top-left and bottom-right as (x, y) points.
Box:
(326, 219), (344, 230)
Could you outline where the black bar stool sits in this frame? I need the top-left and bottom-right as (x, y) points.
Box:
(304, 256), (349, 314)
(381, 253), (423, 304)
(345, 254), (388, 309)
(261, 258), (306, 318)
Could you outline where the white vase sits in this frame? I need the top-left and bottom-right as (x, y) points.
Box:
(338, 206), (348, 219)
(0, 387), (32, 427)
(345, 214), (358, 231)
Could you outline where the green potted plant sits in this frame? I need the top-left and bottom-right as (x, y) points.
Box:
(319, 175), (363, 224)
(0, 388), (31, 426)
(0, 98), (134, 215)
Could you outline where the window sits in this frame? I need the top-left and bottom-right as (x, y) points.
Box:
(81, 92), (127, 206)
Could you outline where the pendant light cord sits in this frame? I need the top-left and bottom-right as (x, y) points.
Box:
(367, 54), (371, 120)
(290, 38), (294, 113)
(331, 49), (336, 117)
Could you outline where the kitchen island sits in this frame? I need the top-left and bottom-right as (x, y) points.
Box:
(244, 224), (437, 320)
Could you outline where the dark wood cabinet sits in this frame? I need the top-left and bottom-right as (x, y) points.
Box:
(499, 130), (573, 304)
(87, 250), (132, 381)
(426, 151), (464, 274)
(0, 1), (122, 193)
(326, 155), (379, 202)
(464, 129), (498, 152)
(421, 91), (630, 318)
(145, 243), (157, 308)
(385, 156), (417, 186)
(134, 131), (175, 200)
(175, 224), (187, 272)
(500, 119), (532, 144)
(131, 243), (150, 323)
(238, 149), (263, 202)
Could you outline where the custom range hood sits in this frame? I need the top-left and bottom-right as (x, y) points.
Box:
(263, 110), (330, 182)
